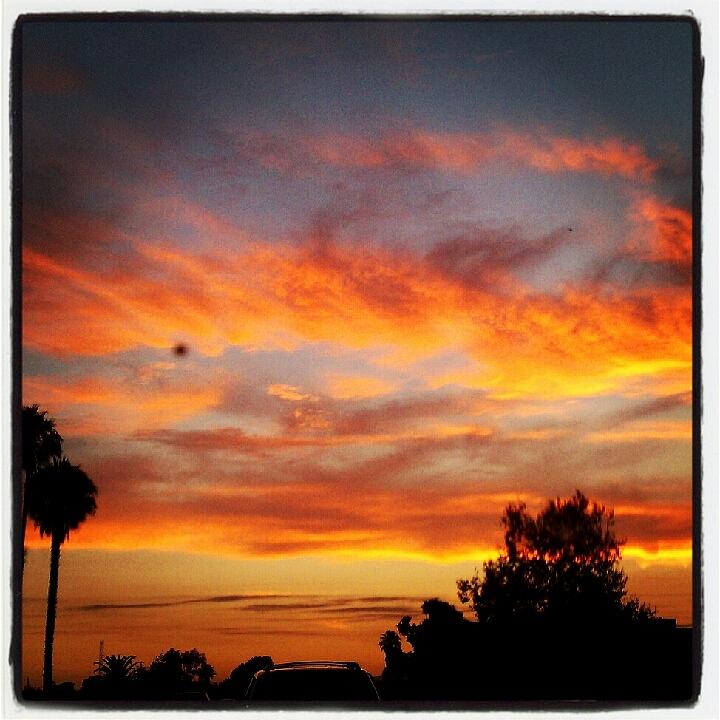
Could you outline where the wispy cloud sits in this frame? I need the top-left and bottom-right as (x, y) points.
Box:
(224, 125), (659, 181)
(24, 231), (691, 400)
(22, 374), (219, 435)
(75, 594), (426, 616)
(26, 430), (690, 562)
(75, 594), (292, 611)
(626, 196), (692, 268)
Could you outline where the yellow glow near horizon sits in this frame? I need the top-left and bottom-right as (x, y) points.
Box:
(622, 545), (693, 567)
(25, 530), (691, 571)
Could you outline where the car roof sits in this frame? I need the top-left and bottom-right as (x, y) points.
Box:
(263, 661), (363, 672)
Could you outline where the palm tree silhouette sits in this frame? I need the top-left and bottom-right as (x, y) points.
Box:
(379, 630), (402, 658)
(95, 654), (143, 680)
(25, 457), (97, 695)
(20, 406), (63, 563)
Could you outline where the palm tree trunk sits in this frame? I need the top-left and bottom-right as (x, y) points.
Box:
(21, 472), (28, 565)
(42, 531), (62, 695)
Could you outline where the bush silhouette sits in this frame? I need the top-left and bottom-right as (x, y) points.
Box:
(218, 655), (273, 699)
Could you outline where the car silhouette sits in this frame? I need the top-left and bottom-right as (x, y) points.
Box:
(246, 661), (380, 702)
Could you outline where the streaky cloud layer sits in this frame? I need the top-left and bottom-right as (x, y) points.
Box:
(228, 126), (659, 180)
(20, 20), (693, 686)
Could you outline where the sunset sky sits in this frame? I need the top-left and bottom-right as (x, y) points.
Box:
(20, 18), (694, 684)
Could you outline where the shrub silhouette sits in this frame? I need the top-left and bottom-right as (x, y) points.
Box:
(218, 655), (273, 699)
(143, 648), (215, 698)
(378, 630), (402, 662)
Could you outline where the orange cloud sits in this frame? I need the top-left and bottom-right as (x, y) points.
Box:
(25, 466), (510, 559)
(24, 462), (690, 566)
(23, 233), (691, 401)
(496, 130), (658, 180)
(586, 419), (692, 443)
(626, 196), (692, 267)
(22, 375), (219, 435)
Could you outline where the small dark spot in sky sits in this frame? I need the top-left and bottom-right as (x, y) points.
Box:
(173, 343), (189, 357)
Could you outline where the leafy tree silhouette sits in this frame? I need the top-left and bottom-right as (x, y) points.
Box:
(145, 648), (215, 697)
(457, 490), (655, 624)
(25, 457), (97, 695)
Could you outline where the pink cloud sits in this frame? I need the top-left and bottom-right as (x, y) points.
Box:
(233, 125), (659, 181)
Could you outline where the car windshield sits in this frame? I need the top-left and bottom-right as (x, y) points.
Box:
(250, 668), (378, 701)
